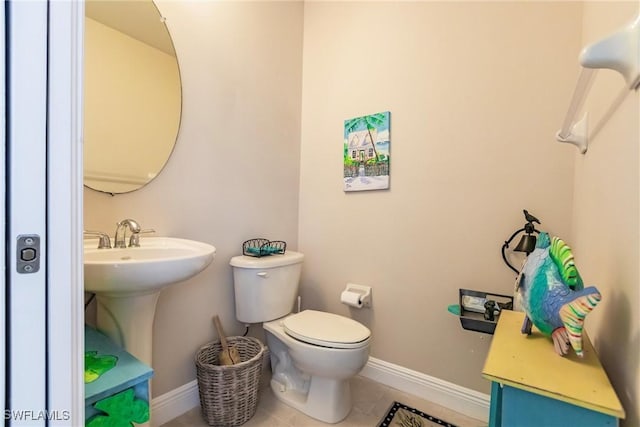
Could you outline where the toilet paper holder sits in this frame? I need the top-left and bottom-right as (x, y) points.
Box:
(342, 283), (372, 308)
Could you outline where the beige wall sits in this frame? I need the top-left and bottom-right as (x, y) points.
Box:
(572, 3), (639, 425)
(298, 1), (581, 394)
(84, 1), (304, 396)
(83, 1), (639, 419)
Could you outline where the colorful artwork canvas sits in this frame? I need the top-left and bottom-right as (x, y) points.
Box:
(344, 111), (390, 192)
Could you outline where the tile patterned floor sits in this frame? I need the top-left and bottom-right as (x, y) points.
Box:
(160, 374), (486, 427)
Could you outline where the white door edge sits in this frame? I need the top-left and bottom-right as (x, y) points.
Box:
(47, 0), (85, 424)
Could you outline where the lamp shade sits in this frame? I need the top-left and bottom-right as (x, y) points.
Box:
(514, 234), (536, 254)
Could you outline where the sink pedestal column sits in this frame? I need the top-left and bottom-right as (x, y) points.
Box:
(95, 291), (161, 367)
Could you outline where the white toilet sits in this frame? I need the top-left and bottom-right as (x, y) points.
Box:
(230, 251), (371, 424)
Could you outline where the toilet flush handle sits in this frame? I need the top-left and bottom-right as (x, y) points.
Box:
(257, 271), (268, 278)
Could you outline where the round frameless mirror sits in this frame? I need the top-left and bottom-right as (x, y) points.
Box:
(84, 0), (181, 194)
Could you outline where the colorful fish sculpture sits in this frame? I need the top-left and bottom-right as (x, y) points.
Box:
(517, 232), (601, 357)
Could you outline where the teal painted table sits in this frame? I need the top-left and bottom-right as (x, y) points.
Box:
(85, 326), (153, 426)
(482, 311), (624, 427)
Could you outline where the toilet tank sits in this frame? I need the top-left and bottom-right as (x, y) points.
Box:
(230, 251), (304, 324)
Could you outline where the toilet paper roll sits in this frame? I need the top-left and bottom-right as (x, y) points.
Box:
(341, 290), (363, 308)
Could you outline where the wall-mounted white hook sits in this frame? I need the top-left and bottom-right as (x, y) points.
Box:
(556, 113), (588, 154)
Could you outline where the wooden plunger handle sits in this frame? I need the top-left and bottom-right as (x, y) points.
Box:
(213, 315), (229, 350)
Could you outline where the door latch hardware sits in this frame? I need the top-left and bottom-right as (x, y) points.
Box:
(17, 234), (40, 274)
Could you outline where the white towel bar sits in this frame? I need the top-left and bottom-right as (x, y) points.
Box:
(556, 14), (639, 154)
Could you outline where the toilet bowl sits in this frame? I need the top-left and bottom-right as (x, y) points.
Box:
(264, 310), (370, 423)
(229, 251), (372, 423)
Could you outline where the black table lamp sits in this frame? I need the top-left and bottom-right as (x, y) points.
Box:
(501, 210), (540, 274)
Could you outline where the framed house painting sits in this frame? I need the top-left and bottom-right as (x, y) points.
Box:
(343, 111), (390, 192)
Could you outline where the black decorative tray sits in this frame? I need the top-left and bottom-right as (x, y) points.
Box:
(242, 238), (286, 257)
(458, 288), (513, 334)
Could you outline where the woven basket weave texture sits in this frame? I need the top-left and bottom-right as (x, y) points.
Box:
(195, 336), (267, 427)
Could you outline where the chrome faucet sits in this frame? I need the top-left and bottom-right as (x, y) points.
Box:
(114, 219), (141, 248)
(83, 230), (112, 249)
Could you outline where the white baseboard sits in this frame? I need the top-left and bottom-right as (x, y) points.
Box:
(150, 357), (490, 426)
(150, 379), (199, 427)
(360, 357), (490, 422)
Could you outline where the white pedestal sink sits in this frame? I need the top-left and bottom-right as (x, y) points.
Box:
(84, 237), (216, 367)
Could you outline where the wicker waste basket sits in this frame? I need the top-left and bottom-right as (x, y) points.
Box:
(195, 336), (267, 426)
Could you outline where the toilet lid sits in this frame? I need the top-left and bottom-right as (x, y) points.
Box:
(283, 310), (371, 349)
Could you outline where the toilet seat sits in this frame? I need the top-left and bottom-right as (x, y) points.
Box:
(283, 310), (370, 349)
